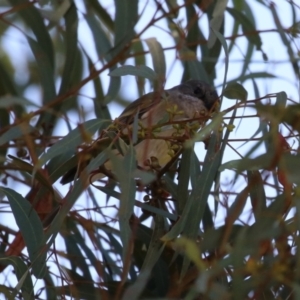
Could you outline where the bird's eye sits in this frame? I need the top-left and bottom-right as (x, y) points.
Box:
(194, 86), (205, 98)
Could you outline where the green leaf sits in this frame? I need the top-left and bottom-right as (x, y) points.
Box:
(85, 12), (112, 61)
(279, 153), (300, 185)
(186, 59), (209, 84)
(229, 72), (276, 83)
(247, 170), (266, 221)
(226, 187), (249, 226)
(223, 82), (248, 101)
(202, 225), (243, 252)
(38, 119), (109, 167)
(139, 214), (166, 278)
(45, 151), (109, 245)
(88, 0), (114, 31)
(131, 40), (146, 96)
(67, 221), (102, 278)
(0, 124), (36, 146)
(180, 47), (210, 83)
(122, 270), (151, 300)
(95, 186), (177, 220)
(62, 229), (92, 280)
(0, 61), (18, 96)
(208, 0), (227, 48)
(162, 132), (221, 242)
(109, 65), (158, 80)
(270, 4), (299, 76)
(39, 0), (71, 22)
(185, 4), (200, 53)
(211, 29), (229, 94)
(58, 267), (100, 299)
(226, 7), (263, 50)
(257, 104), (300, 132)
(219, 153), (272, 172)
(110, 145), (137, 263)
(145, 38), (166, 84)
(46, 151), (79, 183)
(84, 54), (112, 122)
(103, 76), (121, 104)
(0, 96), (40, 108)
(27, 37), (56, 106)
(185, 112), (224, 147)
(248, 193), (286, 242)
(92, 229), (123, 280)
(112, 0), (138, 57)
(45, 178), (86, 241)
(43, 268), (58, 299)
(58, 4), (78, 96)
(231, 228), (249, 299)
(0, 257), (33, 300)
(177, 148), (192, 215)
(7, 0), (54, 67)
(0, 188), (46, 278)
(8, 155), (55, 194)
(36, 4), (78, 135)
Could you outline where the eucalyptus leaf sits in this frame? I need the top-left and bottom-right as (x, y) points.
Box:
(38, 119), (109, 167)
(109, 65), (158, 80)
(0, 188), (46, 278)
(223, 82), (248, 101)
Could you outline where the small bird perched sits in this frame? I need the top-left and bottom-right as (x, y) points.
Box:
(60, 80), (219, 185)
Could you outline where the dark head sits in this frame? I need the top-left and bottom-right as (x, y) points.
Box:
(170, 80), (219, 111)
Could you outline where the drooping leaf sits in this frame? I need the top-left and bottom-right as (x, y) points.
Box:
(0, 188), (46, 278)
(223, 82), (248, 101)
(109, 145), (136, 263)
(0, 257), (33, 300)
(0, 124), (36, 146)
(38, 118), (109, 167)
(112, 0), (138, 57)
(145, 38), (166, 85)
(109, 65), (158, 81)
(208, 0), (228, 48)
(247, 170), (266, 220)
(7, 0), (54, 67)
(226, 7), (263, 50)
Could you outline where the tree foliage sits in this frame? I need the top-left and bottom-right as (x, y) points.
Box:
(0, 0), (299, 299)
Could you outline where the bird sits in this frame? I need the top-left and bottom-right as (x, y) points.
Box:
(60, 80), (219, 185)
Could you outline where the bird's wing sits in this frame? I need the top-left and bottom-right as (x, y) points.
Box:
(117, 91), (164, 125)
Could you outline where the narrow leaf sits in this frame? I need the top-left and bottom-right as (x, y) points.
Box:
(112, 0), (138, 57)
(109, 65), (158, 80)
(177, 148), (192, 215)
(226, 7), (263, 50)
(0, 124), (36, 146)
(0, 257), (33, 300)
(7, 0), (54, 67)
(27, 37), (56, 106)
(208, 0), (228, 48)
(211, 29), (229, 94)
(85, 12), (112, 61)
(247, 170), (266, 220)
(1, 188), (46, 278)
(110, 145), (136, 263)
(162, 132), (221, 242)
(38, 119), (109, 166)
(223, 82), (248, 101)
(145, 38), (166, 83)
(0, 96), (40, 108)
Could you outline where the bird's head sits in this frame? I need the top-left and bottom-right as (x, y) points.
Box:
(171, 80), (219, 111)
